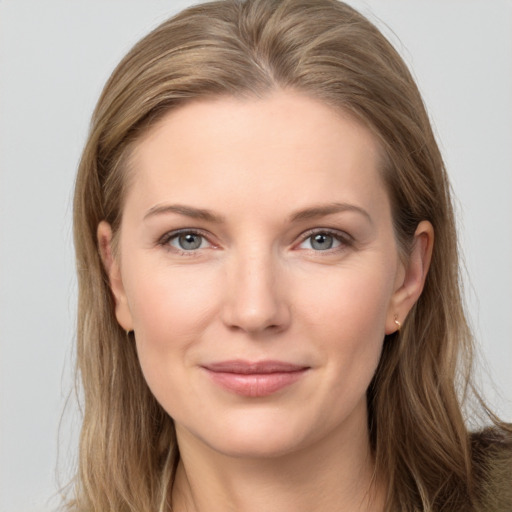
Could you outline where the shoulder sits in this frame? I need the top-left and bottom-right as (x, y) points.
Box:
(471, 424), (512, 512)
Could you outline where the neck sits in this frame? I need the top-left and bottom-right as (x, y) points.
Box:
(171, 411), (385, 512)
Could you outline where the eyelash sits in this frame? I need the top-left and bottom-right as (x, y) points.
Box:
(158, 229), (213, 256)
(157, 228), (353, 255)
(296, 228), (354, 253)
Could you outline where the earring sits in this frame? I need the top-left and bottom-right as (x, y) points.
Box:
(126, 329), (133, 337)
(394, 315), (401, 331)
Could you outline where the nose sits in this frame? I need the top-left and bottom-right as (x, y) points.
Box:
(220, 249), (291, 335)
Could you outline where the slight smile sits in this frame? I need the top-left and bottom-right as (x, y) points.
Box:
(201, 360), (311, 397)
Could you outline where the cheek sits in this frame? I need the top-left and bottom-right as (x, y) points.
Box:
(122, 260), (221, 396)
(297, 262), (393, 340)
(295, 263), (393, 392)
(126, 262), (219, 341)
(123, 262), (222, 418)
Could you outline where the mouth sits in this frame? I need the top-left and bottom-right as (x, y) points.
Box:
(201, 360), (310, 397)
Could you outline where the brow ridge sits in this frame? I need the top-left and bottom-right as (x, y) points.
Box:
(144, 201), (371, 225)
(289, 202), (372, 224)
(144, 204), (224, 223)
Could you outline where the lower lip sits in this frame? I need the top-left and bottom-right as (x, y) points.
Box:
(203, 369), (307, 397)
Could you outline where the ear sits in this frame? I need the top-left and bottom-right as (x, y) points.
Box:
(97, 221), (134, 332)
(385, 220), (434, 334)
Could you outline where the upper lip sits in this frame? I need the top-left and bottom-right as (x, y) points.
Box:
(202, 360), (309, 374)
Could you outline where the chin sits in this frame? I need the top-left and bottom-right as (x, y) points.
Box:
(179, 408), (328, 460)
(205, 431), (309, 459)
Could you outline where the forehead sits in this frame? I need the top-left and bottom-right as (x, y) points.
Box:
(125, 90), (389, 219)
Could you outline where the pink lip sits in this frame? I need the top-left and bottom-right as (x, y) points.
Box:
(202, 360), (309, 397)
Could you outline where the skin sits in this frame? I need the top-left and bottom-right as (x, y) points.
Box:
(99, 90), (433, 512)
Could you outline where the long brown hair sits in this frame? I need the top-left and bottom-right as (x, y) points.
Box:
(70, 1), (510, 510)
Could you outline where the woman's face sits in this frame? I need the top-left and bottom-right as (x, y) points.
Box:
(100, 90), (428, 458)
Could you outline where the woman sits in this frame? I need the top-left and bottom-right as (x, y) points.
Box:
(70, 0), (511, 510)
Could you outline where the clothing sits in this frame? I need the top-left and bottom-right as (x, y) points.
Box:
(472, 426), (512, 511)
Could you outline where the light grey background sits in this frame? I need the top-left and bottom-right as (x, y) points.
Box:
(1, 1), (511, 511)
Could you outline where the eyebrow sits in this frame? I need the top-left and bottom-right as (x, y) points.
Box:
(289, 202), (373, 224)
(143, 201), (372, 224)
(144, 204), (225, 223)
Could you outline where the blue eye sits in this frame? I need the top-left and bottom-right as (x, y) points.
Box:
(299, 232), (344, 251)
(168, 232), (208, 251)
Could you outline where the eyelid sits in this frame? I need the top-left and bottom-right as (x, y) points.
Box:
(158, 228), (216, 253)
(295, 227), (354, 249)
